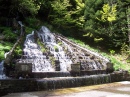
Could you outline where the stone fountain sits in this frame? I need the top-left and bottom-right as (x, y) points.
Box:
(15, 26), (114, 77)
(0, 26), (128, 95)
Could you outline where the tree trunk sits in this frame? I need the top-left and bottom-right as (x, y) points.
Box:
(4, 38), (22, 65)
(4, 20), (25, 65)
(127, 6), (130, 49)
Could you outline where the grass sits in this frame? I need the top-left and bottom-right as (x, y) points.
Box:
(111, 54), (130, 71)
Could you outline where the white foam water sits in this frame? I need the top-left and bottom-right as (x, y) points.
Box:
(0, 60), (7, 79)
(22, 26), (110, 72)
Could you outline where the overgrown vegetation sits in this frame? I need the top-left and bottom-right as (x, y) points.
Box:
(0, 27), (18, 41)
(0, 27), (17, 61)
(24, 17), (43, 30)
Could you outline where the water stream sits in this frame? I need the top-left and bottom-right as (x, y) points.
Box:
(38, 26), (72, 72)
(0, 60), (7, 79)
(23, 31), (54, 72)
(36, 74), (112, 90)
(21, 26), (74, 72)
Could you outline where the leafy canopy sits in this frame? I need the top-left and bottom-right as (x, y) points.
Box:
(99, 4), (117, 22)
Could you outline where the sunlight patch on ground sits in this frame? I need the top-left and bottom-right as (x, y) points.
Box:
(118, 81), (130, 84)
(49, 82), (124, 95)
(106, 94), (130, 97)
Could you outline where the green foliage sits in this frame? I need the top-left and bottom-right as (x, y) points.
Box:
(57, 41), (62, 46)
(0, 0), (42, 18)
(14, 45), (23, 57)
(0, 27), (17, 40)
(2, 28), (17, 40)
(121, 43), (129, 55)
(0, 45), (11, 52)
(25, 17), (43, 30)
(68, 37), (130, 72)
(75, 0), (84, 8)
(84, 0), (105, 46)
(11, 0), (41, 16)
(121, 43), (130, 63)
(50, 0), (73, 28)
(111, 56), (128, 71)
(98, 4), (117, 22)
(0, 42), (12, 61)
(94, 38), (103, 43)
(73, 0), (85, 28)
(68, 37), (100, 53)
(37, 39), (46, 53)
(25, 27), (34, 34)
(49, 56), (55, 67)
(0, 51), (5, 61)
(54, 45), (58, 52)
(49, 0), (85, 29)
(84, 0), (128, 49)
(109, 49), (115, 55)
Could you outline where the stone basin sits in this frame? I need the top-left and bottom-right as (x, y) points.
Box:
(0, 71), (128, 97)
(3, 81), (130, 97)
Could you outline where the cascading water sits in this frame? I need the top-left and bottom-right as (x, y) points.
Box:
(58, 38), (105, 71)
(23, 31), (54, 72)
(20, 26), (112, 73)
(0, 60), (6, 79)
(23, 27), (72, 72)
(38, 26), (72, 72)
(0, 26), (126, 94)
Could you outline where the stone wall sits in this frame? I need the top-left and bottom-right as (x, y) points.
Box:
(0, 79), (37, 93)
(0, 71), (128, 96)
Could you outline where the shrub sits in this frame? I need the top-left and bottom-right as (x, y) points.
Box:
(0, 43), (12, 61)
(25, 17), (42, 30)
(14, 45), (23, 58)
(0, 51), (5, 61)
(0, 27), (17, 41)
